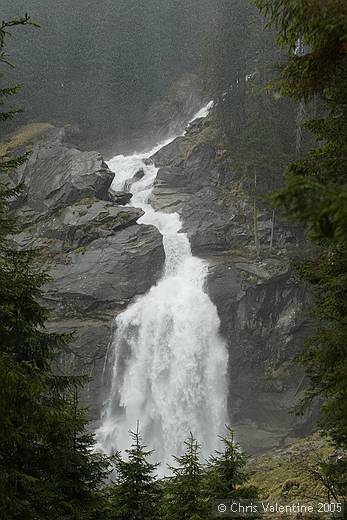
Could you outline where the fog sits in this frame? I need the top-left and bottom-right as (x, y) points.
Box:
(0, 0), (224, 150)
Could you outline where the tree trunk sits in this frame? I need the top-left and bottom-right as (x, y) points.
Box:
(296, 101), (305, 154)
(253, 170), (260, 259)
(269, 209), (275, 252)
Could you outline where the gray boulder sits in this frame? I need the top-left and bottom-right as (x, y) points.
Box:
(12, 127), (114, 213)
(124, 168), (146, 192)
(13, 201), (144, 251)
(44, 225), (164, 316)
(109, 191), (133, 205)
(133, 168), (145, 181)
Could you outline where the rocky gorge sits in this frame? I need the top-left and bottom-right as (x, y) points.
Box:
(8, 103), (315, 454)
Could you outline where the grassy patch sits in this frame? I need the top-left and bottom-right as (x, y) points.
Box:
(248, 434), (341, 516)
(77, 197), (99, 208)
(0, 122), (53, 156)
(222, 247), (257, 260)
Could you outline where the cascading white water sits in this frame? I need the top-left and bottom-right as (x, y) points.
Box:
(95, 102), (229, 470)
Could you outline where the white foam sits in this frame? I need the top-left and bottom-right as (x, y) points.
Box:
(96, 100), (228, 473)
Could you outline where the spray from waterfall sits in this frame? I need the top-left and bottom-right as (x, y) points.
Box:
(95, 102), (229, 471)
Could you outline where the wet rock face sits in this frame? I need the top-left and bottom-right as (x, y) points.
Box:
(46, 225), (164, 315)
(124, 168), (146, 192)
(149, 116), (315, 452)
(207, 259), (315, 452)
(109, 191), (133, 205)
(14, 128), (114, 213)
(150, 119), (302, 257)
(10, 127), (165, 416)
(10, 116), (315, 450)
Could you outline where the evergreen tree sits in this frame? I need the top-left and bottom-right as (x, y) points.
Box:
(107, 425), (160, 520)
(162, 433), (208, 520)
(204, 427), (257, 501)
(254, 0), (347, 450)
(0, 15), (33, 245)
(0, 16), (109, 519)
(205, 1), (299, 259)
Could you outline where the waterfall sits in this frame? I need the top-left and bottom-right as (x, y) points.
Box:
(95, 102), (228, 471)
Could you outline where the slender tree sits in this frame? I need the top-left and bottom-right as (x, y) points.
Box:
(107, 425), (160, 520)
(162, 433), (208, 520)
(204, 427), (257, 501)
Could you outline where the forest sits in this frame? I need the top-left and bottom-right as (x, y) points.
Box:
(0, 0), (219, 151)
(0, 1), (346, 519)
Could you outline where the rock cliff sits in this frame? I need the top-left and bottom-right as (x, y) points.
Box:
(149, 115), (315, 452)
(9, 127), (165, 418)
(9, 112), (315, 453)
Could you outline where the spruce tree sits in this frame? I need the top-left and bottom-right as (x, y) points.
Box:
(107, 425), (160, 520)
(0, 15), (33, 246)
(204, 427), (257, 501)
(254, 0), (347, 450)
(162, 433), (208, 520)
(0, 16), (109, 519)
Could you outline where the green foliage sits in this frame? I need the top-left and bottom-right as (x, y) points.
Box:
(0, 15), (33, 246)
(159, 430), (256, 520)
(204, 427), (257, 501)
(161, 433), (209, 520)
(96, 428), (257, 520)
(254, 0), (346, 95)
(0, 250), (65, 369)
(254, 0), (347, 454)
(106, 426), (160, 520)
(0, 354), (109, 519)
(0, 16), (110, 519)
(249, 433), (345, 505)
